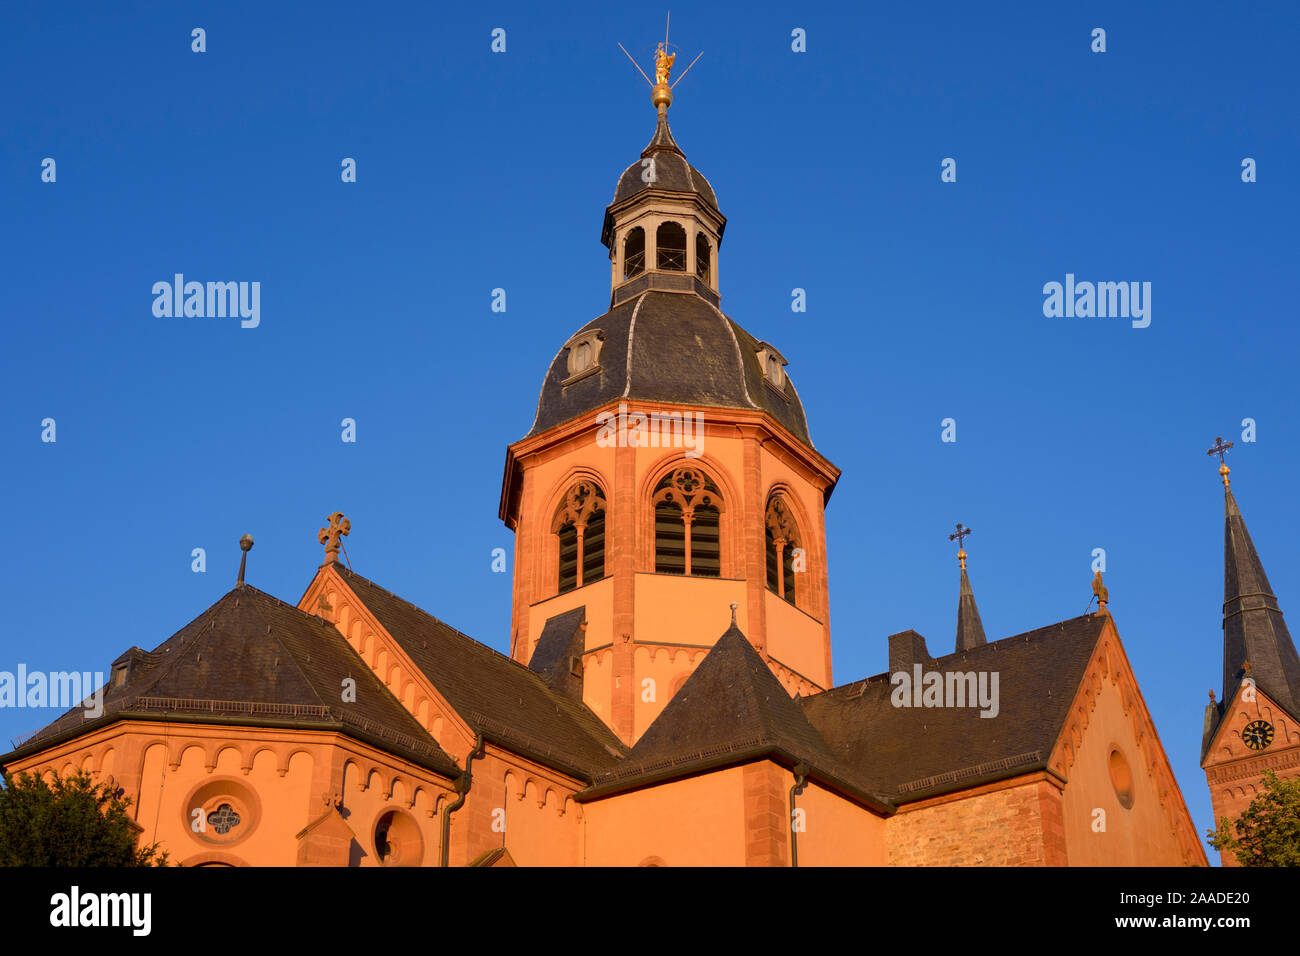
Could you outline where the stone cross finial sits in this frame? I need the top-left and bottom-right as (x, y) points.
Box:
(318, 512), (350, 564)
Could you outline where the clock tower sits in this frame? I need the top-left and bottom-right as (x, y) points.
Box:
(1200, 453), (1300, 864)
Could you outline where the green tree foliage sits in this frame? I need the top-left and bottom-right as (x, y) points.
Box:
(0, 770), (170, 866)
(1208, 769), (1300, 867)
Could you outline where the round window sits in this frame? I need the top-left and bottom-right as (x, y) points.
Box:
(1109, 748), (1135, 809)
(374, 809), (424, 866)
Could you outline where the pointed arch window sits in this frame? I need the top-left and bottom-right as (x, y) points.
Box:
(695, 233), (711, 283)
(656, 222), (687, 272)
(554, 481), (607, 593)
(653, 468), (723, 577)
(765, 495), (799, 603)
(623, 227), (646, 279)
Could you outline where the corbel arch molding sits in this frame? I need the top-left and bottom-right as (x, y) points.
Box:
(171, 741), (208, 772)
(638, 451), (743, 576)
(212, 743), (244, 775)
(247, 746), (280, 777)
(585, 646), (614, 668)
(280, 747), (314, 778)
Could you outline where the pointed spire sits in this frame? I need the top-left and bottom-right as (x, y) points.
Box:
(957, 566), (988, 652)
(949, 524), (987, 651)
(641, 110), (684, 158)
(1218, 465), (1300, 717)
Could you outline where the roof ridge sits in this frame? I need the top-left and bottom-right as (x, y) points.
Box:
(701, 299), (758, 411)
(621, 291), (649, 399)
(815, 613), (1107, 697)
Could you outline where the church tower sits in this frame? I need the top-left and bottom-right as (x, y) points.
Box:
(499, 49), (840, 745)
(1200, 443), (1300, 864)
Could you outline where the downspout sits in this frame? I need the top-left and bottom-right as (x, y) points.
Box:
(788, 762), (810, 868)
(440, 734), (485, 867)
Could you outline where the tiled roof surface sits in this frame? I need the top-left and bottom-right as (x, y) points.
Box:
(801, 614), (1108, 802)
(335, 567), (626, 779)
(3, 584), (459, 776)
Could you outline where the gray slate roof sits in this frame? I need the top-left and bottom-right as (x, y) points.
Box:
(335, 567), (626, 779)
(2, 584), (460, 777)
(528, 290), (812, 444)
(609, 111), (720, 214)
(800, 614), (1108, 803)
(582, 625), (891, 809)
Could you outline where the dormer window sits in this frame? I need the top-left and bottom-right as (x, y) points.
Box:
(562, 330), (605, 386)
(110, 646), (148, 690)
(755, 343), (788, 395)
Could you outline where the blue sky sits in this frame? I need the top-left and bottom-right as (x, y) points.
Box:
(2, 1), (1297, 857)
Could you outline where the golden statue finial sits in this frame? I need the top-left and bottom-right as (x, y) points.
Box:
(617, 15), (703, 116)
(654, 43), (676, 85)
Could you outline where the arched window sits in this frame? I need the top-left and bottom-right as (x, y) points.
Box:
(553, 481), (607, 593)
(653, 468), (723, 577)
(765, 495), (799, 603)
(623, 227), (646, 279)
(695, 233), (711, 283)
(656, 222), (687, 271)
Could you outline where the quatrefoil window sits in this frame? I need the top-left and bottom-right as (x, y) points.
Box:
(209, 804), (242, 834)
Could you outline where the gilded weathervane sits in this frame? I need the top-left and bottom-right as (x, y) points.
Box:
(618, 13), (703, 114)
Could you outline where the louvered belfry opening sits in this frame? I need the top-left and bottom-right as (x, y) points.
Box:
(653, 467), (724, 577)
(554, 480), (607, 594)
(765, 495), (799, 603)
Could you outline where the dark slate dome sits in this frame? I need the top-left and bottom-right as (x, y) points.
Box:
(527, 291), (812, 445)
(609, 112), (720, 215)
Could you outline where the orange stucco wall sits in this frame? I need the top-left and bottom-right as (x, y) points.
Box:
(7, 720), (453, 867)
(581, 766), (749, 866)
(1059, 668), (1198, 866)
(794, 779), (888, 866)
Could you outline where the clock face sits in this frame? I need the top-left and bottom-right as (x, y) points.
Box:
(1242, 720), (1275, 751)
